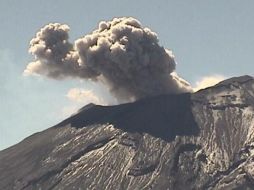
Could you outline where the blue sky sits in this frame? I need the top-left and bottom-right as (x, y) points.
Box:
(1, 0), (254, 150)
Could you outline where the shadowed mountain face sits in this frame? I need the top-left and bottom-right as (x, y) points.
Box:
(1, 75), (254, 190)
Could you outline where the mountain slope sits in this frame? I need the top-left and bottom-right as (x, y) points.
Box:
(1, 75), (254, 190)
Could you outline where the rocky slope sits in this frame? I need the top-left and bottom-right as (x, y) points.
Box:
(1, 75), (254, 190)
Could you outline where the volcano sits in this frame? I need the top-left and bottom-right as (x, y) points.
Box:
(1, 75), (254, 190)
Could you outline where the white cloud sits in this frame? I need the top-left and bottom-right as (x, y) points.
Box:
(193, 75), (226, 92)
(66, 88), (105, 105)
(59, 88), (106, 118)
(61, 105), (80, 118)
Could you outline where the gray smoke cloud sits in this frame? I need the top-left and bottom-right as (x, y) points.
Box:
(25, 17), (192, 102)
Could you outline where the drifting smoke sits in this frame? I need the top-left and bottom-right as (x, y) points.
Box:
(25, 17), (192, 102)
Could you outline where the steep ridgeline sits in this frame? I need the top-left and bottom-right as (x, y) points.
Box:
(1, 75), (254, 190)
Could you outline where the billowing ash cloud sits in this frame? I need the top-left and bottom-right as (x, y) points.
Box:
(24, 23), (82, 79)
(25, 17), (192, 102)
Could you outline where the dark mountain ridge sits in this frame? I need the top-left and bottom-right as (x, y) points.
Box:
(1, 75), (254, 190)
(57, 92), (198, 141)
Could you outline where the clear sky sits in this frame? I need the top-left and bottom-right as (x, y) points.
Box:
(1, 0), (254, 150)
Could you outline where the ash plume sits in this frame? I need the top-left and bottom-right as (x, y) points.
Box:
(25, 17), (192, 102)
